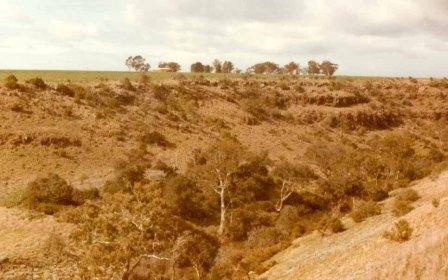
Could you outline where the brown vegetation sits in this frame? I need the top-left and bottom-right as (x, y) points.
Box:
(1, 74), (448, 278)
(383, 219), (413, 242)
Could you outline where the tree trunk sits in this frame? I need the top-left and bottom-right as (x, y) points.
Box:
(218, 188), (226, 235)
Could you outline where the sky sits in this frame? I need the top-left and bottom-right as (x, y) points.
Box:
(0, 0), (447, 76)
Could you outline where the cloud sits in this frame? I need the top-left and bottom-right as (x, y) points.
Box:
(125, 0), (303, 24)
(1, 0), (447, 76)
(325, 0), (448, 38)
(51, 20), (98, 40)
(0, 0), (27, 22)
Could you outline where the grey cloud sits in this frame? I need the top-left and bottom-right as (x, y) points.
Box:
(128, 0), (303, 23)
(330, 0), (448, 38)
(2, 0), (448, 76)
(176, 0), (303, 22)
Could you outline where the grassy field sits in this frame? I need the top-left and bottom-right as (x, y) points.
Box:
(0, 69), (387, 83)
(0, 70), (173, 83)
(0, 70), (251, 83)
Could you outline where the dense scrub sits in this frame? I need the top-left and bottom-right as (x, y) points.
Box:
(53, 129), (445, 278)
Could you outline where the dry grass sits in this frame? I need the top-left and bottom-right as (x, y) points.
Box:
(350, 201), (382, 223)
(383, 219), (413, 242)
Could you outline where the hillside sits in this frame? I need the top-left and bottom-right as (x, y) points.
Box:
(261, 171), (448, 279)
(0, 73), (447, 279)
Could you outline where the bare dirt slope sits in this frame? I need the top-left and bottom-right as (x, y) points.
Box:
(261, 171), (448, 280)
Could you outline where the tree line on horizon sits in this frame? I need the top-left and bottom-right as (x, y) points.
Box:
(125, 55), (338, 76)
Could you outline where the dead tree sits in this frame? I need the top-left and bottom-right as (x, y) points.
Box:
(211, 168), (232, 235)
(275, 179), (294, 212)
(272, 159), (317, 212)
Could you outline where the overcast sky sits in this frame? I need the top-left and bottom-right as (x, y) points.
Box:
(1, 0), (447, 76)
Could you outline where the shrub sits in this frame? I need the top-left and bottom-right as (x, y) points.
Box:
(155, 102), (169, 114)
(103, 149), (150, 193)
(4, 74), (20, 90)
(429, 148), (445, 162)
(395, 189), (420, 202)
(246, 227), (284, 249)
(72, 188), (100, 204)
(10, 102), (26, 113)
(409, 77), (418, 84)
(5, 74), (18, 83)
(209, 247), (245, 279)
(391, 189), (419, 217)
(392, 198), (414, 217)
(174, 230), (219, 272)
(240, 242), (289, 274)
(40, 136), (81, 148)
(24, 173), (75, 214)
(164, 175), (214, 221)
(138, 73), (150, 85)
(432, 198), (440, 208)
(43, 232), (66, 261)
(26, 173), (73, 205)
(103, 178), (131, 195)
(350, 200), (381, 223)
(224, 207), (273, 242)
(72, 85), (87, 102)
(26, 77), (47, 89)
(140, 131), (174, 148)
(242, 99), (269, 122)
(383, 219), (413, 242)
(275, 205), (300, 232)
(56, 84), (75, 97)
(152, 84), (170, 101)
(117, 163), (146, 185)
(318, 216), (345, 233)
(121, 78), (136, 91)
(294, 84), (306, 93)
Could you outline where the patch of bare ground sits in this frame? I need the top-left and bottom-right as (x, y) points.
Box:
(261, 171), (448, 280)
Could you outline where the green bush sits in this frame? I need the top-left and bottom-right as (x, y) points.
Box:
(383, 219), (413, 242)
(350, 200), (381, 222)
